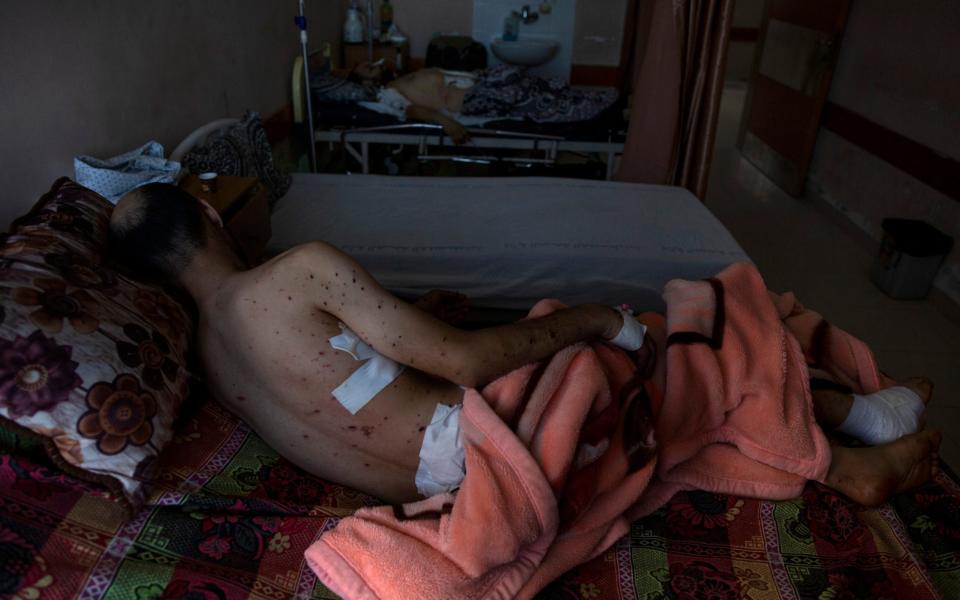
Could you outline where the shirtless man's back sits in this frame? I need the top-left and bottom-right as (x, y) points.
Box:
(109, 183), (941, 508)
(107, 184), (624, 501)
(199, 245), (463, 501)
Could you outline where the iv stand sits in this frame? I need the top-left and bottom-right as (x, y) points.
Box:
(367, 0), (375, 61)
(295, 0), (318, 172)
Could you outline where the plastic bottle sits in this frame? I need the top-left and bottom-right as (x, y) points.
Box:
(343, 1), (365, 43)
(380, 0), (394, 36)
(503, 11), (520, 41)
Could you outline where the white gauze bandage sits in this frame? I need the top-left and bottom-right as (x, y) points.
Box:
(328, 324), (405, 415)
(415, 403), (466, 497)
(836, 386), (925, 446)
(608, 306), (647, 351)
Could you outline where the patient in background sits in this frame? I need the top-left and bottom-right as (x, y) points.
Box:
(348, 62), (619, 144)
(108, 183), (940, 507)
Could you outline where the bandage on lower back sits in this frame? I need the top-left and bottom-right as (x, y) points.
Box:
(415, 403), (466, 497)
(608, 307), (646, 351)
(836, 386), (925, 446)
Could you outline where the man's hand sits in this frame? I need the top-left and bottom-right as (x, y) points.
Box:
(414, 290), (470, 325)
(296, 242), (625, 388)
(405, 104), (471, 145)
(441, 119), (471, 145)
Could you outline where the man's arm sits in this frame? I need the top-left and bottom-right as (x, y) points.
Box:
(290, 242), (622, 388)
(406, 105), (470, 145)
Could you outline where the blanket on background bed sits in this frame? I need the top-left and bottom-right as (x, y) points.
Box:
(301, 263), (868, 599)
(460, 65), (618, 123)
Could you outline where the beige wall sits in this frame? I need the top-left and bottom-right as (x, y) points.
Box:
(342, 0), (625, 64)
(807, 0), (960, 304)
(339, 0), (472, 59)
(0, 0), (341, 229)
(395, 0), (473, 59)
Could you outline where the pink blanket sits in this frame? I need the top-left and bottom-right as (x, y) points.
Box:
(305, 262), (885, 599)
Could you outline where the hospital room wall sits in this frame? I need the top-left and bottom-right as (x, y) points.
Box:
(805, 0), (960, 306)
(0, 1), (341, 230)
(337, 0), (628, 67)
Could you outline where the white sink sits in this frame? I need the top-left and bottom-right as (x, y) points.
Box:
(491, 38), (559, 67)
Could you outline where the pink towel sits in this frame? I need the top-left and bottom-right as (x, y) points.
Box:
(305, 262), (884, 599)
(629, 262), (838, 516)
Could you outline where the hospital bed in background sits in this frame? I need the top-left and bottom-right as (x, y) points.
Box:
(268, 174), (750, 318)
(291, 55), (627, 179)
(169, 118), (747, 319)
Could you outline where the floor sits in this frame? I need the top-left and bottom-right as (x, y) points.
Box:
(706, 84), (960, 470)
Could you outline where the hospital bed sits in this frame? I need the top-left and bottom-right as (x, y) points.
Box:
(292, 57), (627, 178)
(0, 125), (960, 600)
(169, 118), (747, 316)
(268, 173), (750, 317)
(6, 141), (958, 600)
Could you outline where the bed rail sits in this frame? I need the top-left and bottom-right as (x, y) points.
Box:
(316, 123), (568, 174)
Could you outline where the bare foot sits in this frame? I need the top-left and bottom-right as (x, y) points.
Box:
(824, 430), (941, 507)
(902, 376), (934, 405)
(901, 376), (933, 431)
(414, 290), (470, 325)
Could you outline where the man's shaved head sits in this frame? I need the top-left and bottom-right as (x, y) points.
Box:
(109, 183), (207, 284)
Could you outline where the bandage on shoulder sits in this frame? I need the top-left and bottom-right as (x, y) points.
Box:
(329, 324), (405, 414)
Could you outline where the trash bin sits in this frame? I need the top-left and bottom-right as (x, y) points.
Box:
(870, 218), (954, 299)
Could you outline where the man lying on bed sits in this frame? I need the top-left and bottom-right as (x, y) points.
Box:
(346, 62), (618, 144)
(108, 183), (940, 508)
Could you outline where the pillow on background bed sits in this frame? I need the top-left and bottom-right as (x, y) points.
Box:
(181, 110), (291, 204)
(310, 71), (373, 102)
(0, 178), (195, 512)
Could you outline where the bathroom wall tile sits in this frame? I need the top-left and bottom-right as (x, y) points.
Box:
(473, 0), (575, 80)
(573, 0), (627, 66)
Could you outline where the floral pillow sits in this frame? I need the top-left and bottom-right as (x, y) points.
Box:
(0, 178), (194, 511)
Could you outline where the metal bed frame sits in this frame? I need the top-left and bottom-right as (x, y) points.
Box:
(315, 123), (624, 179)
(292, 54), (625, 179)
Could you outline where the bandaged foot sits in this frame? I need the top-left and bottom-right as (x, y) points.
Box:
(607, 305), (647, 351)
(836, 386), (927, 446)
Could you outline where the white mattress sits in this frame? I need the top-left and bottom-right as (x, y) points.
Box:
(269, 174), (749, 311)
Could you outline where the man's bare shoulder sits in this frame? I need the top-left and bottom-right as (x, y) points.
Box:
(218, 242), (340, 308)
(250, 242), (334, 275)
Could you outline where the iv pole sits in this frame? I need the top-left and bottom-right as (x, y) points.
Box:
(367, 0), (375, 61)
(295, 0), (318, 173)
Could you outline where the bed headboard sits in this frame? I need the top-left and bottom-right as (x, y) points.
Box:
(292, 49), (330, 125)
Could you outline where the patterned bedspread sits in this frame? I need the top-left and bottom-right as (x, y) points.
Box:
(2, 395), (958, 599)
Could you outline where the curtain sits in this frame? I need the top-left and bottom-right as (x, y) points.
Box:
(616, 0), (735, 200)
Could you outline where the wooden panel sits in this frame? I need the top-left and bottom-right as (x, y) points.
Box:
(730, 27), (760, 43)
(768, 0), (850, 33)
(747, 75), (820, 165)
(226, 185), (272, 265)
(740, 131), (803, 194)
(758, 20), (836, 95)
(570, 65), (622, 87)
(263, 105), (293, 146)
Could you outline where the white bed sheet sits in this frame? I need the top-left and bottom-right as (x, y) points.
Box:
(268, 174), (749, 311)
